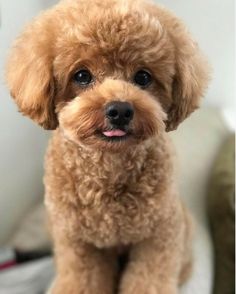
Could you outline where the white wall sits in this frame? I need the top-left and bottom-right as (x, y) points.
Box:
(0, 0), (57, 245)
(157, 0), (235, 110)
(0, 0), (235, 244)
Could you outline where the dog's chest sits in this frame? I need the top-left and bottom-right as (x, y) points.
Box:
(52, 136), (172, 247)
(70, 157), (163, 246)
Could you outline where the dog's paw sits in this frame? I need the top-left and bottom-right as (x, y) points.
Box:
(119, 279), (178, 294)
(49, 277), (114, 294)
(48, 278), (84, 294)
(120, 282), (156, 294)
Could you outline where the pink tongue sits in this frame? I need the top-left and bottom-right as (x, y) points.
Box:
(103, 129), (126, 137)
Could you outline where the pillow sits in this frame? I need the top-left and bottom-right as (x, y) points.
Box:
(207, 134), (235, 294)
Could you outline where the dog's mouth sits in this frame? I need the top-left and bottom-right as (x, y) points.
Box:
(96, 128), (132, 142)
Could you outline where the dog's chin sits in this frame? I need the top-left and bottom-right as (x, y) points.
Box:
(60, 118), (162, 152)
(80, 131), (140, 153)
(63, 127), (148, 153)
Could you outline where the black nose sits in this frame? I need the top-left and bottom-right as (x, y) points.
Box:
(105, 101), (134, 126)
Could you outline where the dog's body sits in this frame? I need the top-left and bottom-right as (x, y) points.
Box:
(45, 129), (192, 293)
(6, 0), (209, 293)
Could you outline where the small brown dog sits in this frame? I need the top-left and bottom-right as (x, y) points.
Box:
(6, 0), (210, 293)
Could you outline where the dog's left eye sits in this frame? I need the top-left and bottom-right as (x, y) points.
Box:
(134, 70), (152, 88)
(73, 69), (93, 86)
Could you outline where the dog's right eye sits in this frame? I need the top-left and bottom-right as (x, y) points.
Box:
(134, 70), (152, 88)
(73, 69), (93, 86)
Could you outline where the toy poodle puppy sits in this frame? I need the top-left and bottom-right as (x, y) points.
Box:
(6, 0), (210, 293)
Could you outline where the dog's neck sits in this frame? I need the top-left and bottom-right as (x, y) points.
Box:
(48, 129), (173, 208)
(53, 129), (168, 178)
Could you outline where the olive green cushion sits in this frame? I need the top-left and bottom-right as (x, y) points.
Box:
(208, 134), (235, 294)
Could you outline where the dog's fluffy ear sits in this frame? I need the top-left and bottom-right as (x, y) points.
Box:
(158, 10), (211, 131)
(6, 15), (58, 130)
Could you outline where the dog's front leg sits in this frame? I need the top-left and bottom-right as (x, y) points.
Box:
(119, 236), (183, 294)
(50, 233), (118, 294)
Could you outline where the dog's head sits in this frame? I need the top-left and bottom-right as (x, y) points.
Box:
(6, 0), (210, 151)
